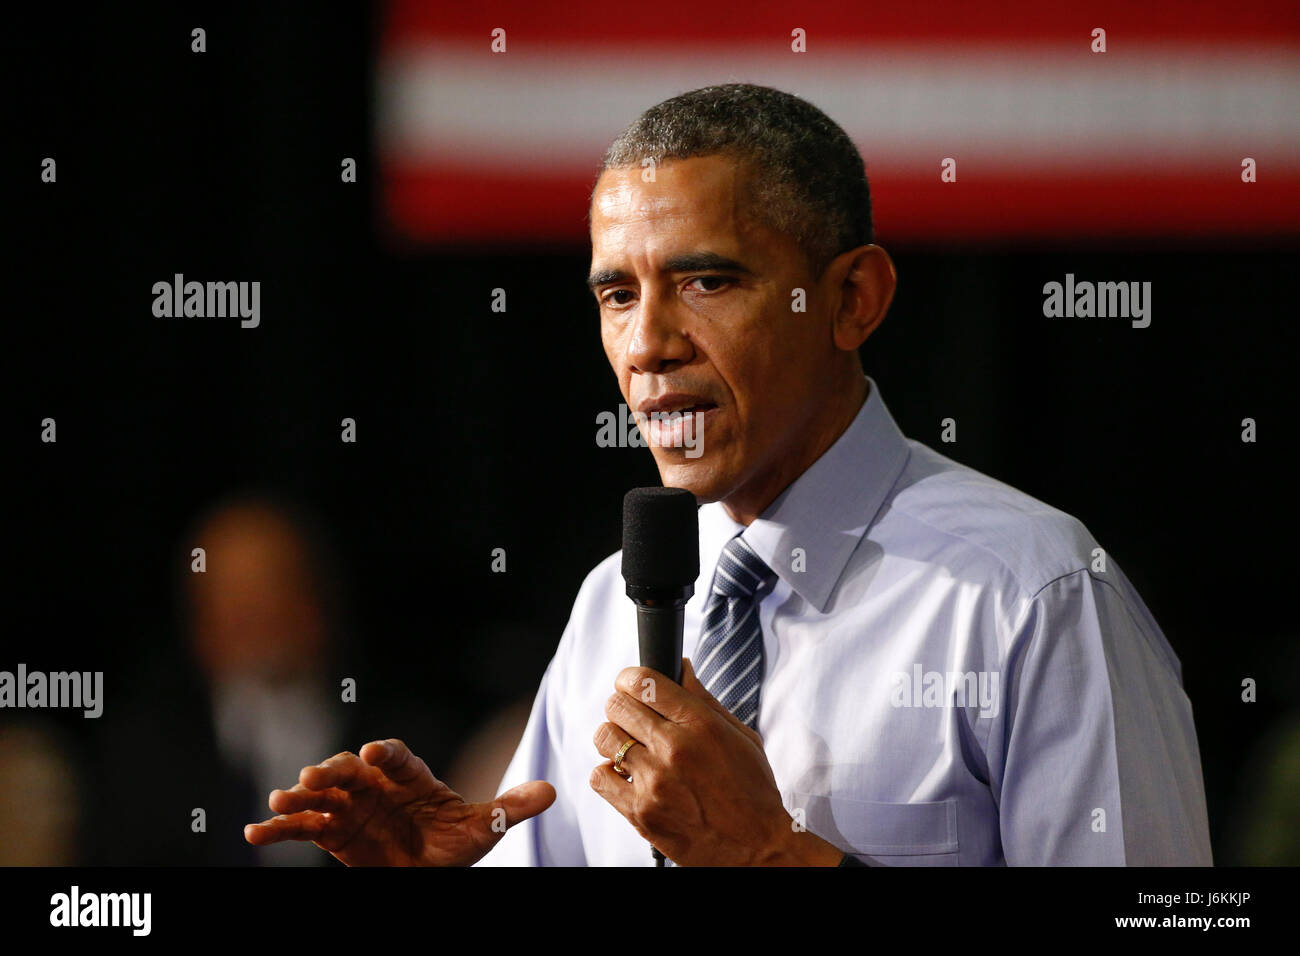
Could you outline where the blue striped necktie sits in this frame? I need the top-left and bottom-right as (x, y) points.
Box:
(695, 533), (777, 729)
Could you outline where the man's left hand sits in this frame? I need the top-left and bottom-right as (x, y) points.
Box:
(590, 658), (843, 866)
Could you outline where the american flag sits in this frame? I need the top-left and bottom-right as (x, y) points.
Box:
(377, 0), (1300, 245)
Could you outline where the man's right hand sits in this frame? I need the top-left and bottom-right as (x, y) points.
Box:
(243, 738), (555, 866)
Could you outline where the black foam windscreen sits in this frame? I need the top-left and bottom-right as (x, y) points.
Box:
(621, 487), (700, 590)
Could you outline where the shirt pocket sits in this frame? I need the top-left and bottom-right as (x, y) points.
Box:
(789, 791), (960, 866)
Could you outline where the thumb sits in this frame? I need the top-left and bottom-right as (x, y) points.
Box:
(492, 780), (556, 829)
(682, 658), (734, 718)
(682, 658), (764, 743)
(680, 657), (714, 701)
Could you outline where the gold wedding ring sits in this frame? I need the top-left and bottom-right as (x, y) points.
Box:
(613, 737), (640, 776)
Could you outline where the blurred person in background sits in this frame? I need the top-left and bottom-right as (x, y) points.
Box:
(1223, 633), (1300, 865)
(88, 492), (356, 865)
(0, 723), (80, 866)
(185, 496), (347, 865)
(1227, 716), (1300, 865)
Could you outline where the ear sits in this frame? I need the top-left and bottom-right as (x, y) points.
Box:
(829, 244), (896, 352)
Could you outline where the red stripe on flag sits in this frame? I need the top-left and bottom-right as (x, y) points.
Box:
(383, 0), (1300, 48)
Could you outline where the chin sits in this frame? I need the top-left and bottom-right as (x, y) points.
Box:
(652, 454), (730, 503)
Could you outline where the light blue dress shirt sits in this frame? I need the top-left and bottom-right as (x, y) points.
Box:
(478, 376), (1213, 866)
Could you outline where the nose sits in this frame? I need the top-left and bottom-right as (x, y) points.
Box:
(624, 290), (694, 375)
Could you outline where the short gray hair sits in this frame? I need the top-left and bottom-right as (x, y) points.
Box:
(591, 83), (873, 278)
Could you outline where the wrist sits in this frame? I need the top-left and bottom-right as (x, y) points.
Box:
(758, 814), (846, 866)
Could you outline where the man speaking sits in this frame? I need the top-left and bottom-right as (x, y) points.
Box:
(244, 84), (1213, 866)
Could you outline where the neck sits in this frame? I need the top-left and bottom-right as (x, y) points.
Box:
(721, 374), (869, 526)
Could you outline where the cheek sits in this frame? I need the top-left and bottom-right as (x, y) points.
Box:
(600, 326), (625, 374)
(728, 359), (804, 447)
(712, 314), (792, 398)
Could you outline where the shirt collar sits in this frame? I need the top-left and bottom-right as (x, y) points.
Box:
(697, 375), (911, 613)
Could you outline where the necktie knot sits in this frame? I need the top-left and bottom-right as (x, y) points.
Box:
(711, 534), (776, 601)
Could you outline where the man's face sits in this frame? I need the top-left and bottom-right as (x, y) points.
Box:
(589, 154), (841, 506)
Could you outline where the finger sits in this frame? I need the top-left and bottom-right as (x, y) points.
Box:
(360, 738), (436, 787)
(299, 752), (373, 792)
(243, 811), (330, 846)
(489, 780), (557, 829)
(592, 721), (648, 776)
(589, 763), (636, 815)
(269, 783), (351, 815)
(614, 666), (701, 723)
(680, 658), (708, 696)
(603, 689), (676, 756)
(681, 658), (760, 741)
(681, 657), (728, 716)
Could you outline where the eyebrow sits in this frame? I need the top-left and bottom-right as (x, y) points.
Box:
(585, 252), (756, 293)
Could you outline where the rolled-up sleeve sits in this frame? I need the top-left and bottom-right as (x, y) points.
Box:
(991, 567), (1213, 865)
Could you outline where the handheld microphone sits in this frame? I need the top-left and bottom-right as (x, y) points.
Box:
(621, 486), (699, 866)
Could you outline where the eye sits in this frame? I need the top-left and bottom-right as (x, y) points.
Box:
(685, 275), (734, 293)
(601, 289), (636, 308)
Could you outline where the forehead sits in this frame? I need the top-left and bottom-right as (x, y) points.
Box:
(589, 154), (756, 251)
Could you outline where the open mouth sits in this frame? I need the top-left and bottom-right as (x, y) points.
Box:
(639, 403), (716, 456)
(657, 403), (715, 418)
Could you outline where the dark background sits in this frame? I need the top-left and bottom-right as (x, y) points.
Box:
(9, 5), (1296, 865)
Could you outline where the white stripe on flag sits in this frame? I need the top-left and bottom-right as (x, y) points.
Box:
(380, 42), (1300, 172)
